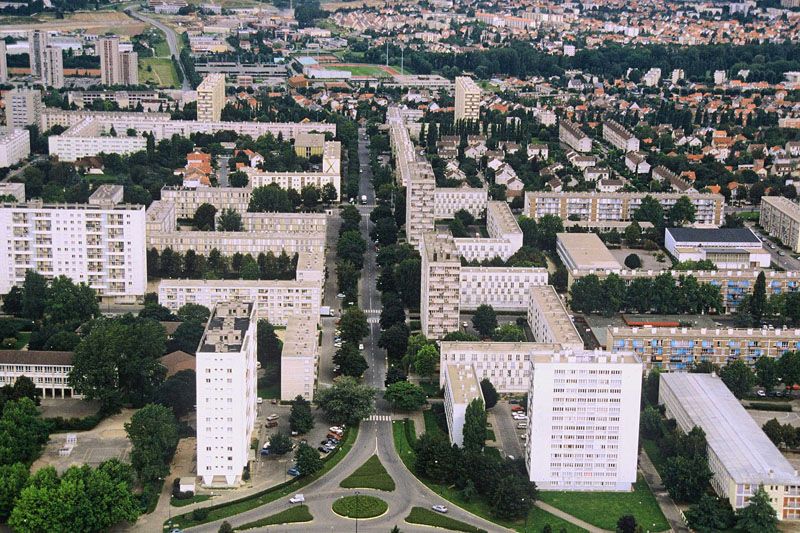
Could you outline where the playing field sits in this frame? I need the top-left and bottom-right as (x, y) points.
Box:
(0, 11), (145, 35)
(324, 64), (391, 78)
(139, 57), (179, 88)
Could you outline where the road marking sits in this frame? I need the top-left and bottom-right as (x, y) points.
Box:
(366, 415), (392, 422)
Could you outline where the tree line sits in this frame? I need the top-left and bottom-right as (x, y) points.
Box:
(146, 247), (298, 281)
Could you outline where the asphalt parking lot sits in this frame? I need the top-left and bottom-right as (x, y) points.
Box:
(490, 401), (525, 459)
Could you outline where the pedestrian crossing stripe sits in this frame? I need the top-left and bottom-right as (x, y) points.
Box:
(366, 415), (392, 422)
(364, 309), (381, 315)
(367, 317), (380, 324)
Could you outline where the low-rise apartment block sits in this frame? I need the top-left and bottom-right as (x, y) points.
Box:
(0, 350), (78, 398)
(196, 301), (257, 487)
(603, 119), (639, 152)
(556, 232), (622, 271)
(459, 267), (548, 312)
(0, 128), (31, 168)
(5, 89), (42, 128)
(443, 363), (484, 446)
(524, 191), (724, 227)
(527, 350), (642, 491)
(0, 183), (25, 203)
(160, 186), (252, 218)
(433, 185), (487, 219)
(760, 196), (800, 253)
(454, 201), (523, 262)
(0, 200), (147, 300)
(607, 325), (800, 371)
(559, 120), (592, 153)
(281, 314), (318, 401)
(527, 286), (584, 350)
(659, 373), (800, 520)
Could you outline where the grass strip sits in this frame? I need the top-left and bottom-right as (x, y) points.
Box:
(171, 494), (211, 507)
(331, 495), (387, 519)
(339, 454), (395, 491)
(406, 506), (487, 533)
(167, 426), (358, 529)
(236, 504), (312, 530)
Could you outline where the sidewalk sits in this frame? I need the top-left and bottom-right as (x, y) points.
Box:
(639, 450), (690, 533)
(534, 501), (612, 533)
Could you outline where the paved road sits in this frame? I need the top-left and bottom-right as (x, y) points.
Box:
(126, 8), (191, 90)
(184, 127), (508, 533)
(491, 402), (525, 459)
(217, 156), (230, 187)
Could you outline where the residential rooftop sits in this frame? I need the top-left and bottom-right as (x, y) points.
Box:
(199, 301), (254, 353)
(666, 227), (761, 244)
(445, 363), (483, 405)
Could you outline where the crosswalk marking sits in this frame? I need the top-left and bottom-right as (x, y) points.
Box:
(367, 317), (380, 324)
(364, 309), (381, 315)
(366, 414), (392, 422)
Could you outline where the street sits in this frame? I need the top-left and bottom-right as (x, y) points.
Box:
(125, 8), (191, 90)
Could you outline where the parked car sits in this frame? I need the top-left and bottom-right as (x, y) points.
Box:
(329, 426), (344, 434)
(256, 397), (263, 404)
(265, 420), (278, 428)
(359, 343), (364, 350)
(287, 467), (300, 477)
(289, 494), (305, 504)
(431, 505), (448, 514)
(336, 293), (346, 299)
(266, 414), (279, 421)
(517, 422), (528, 429)
(318, 446), (330, 453)
(511, 405), (524, 412)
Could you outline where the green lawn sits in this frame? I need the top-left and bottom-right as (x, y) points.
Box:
(406, 506), (487, 533)
(332, 495), (387, 519)
(391, 420), (586, 533)
(423, 410), (446, 438)
(153, 35), (171, 58)
(324, 64), (390, 78)
(139, 57), (179, 88)
(738, 211), (760, 222)
(257, 360), (280, 399)
(167, 426), (358, 529)
(538, 475), (669, 532)
(14, 331), (30, 350)
(170, 494), (211, 507)
(642, 438), (666, 473)
(420, 381), (442, 398)
(340, 454), (395, 491)
(236, 505), (312, 530)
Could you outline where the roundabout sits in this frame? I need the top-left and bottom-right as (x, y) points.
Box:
(331, 494), (388, 519)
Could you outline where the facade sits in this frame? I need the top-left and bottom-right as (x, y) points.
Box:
(0, 201), (147, 300)
(158, 278), (321, 327)
(5, 89), (42, 129)
(147, 228), (324, 256)
(607, 325), (800, 371)
(244, 141), (341, 199)
(453, 201), (523, 262)
(43, 46), (64, 89)
(558, 121), (592, 153)
(443, 363), (484, 447)
(99, 37), (121, 86)
(48, 118), (147, 161)
(0, 350), (78, 398)
(454, 76), (481, 122)
(760, 196), (800, 253)
(294, 132), (325, 157)
(602, 120), (639, 152)
(280, 314), (318, 401)
(556, 233), (622, 271)
(0, 41), (7, 83)
(527, 286), (584, 350)
(527, 350), (642, 491)
(665, 228), (770, 269)
(28, 30), (47, 79)
(459, 267), (548, 312)
(196, 301), (258, 487)
(120, 51), (139, 86)
(433, 185), (487, 219)
(659, 373), (800, 520)
(0, 129), (31, 168)
(420, 232), (461, 339)
(197, 74), (226, 122)
(160, 186), (252, 218)
(0, 182), (25, 202)
(524, 191), (725, 227)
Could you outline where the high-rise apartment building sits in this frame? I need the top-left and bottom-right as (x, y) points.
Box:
(443, 363), (484, 447)
(420, 232), (461, 339)
(0, 41), (8, 83)
(196, 301), (257, 486)
(454, 76), (481, 121)
(280, 314), (318, 401)
(120, 51), (139, 86)
(0, 129), (31, 168)
(43, 47), (64, 89)
(0, 200), (147, 299)
(28, 30), (47, 78)
(760, 196), (800, 253)
(197, 74), (226, 122)
(4, 89), (43, 128)
(99, 37), (121, 86)
(526, 350), (642, 491)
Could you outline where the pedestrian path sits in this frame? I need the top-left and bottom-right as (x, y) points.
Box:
(366, 414), (392, 422)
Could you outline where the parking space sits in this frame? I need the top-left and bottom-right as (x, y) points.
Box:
(490, 401), (525, 459)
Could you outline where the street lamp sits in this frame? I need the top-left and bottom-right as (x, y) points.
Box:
(355, 490), (360, 533)
(521, 497), (528, 530)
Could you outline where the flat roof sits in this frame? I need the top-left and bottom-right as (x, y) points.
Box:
(667, 227), (760, 244)
(444, 363), (483, 405)
(421, 232), (460, 263)
(556, 232), (622, 270)
(661, 373), (799, 485)
(529, 285), (584, 347)
(199, 302), (253, 353)
(282, 315), (317, 358)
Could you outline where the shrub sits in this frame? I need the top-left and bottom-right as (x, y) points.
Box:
(193, 507), (209, 521)
(749, 402), (792, 412)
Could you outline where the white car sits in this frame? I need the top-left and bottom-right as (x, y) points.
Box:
(289, 494), (305, 504)
(336, 293), (346, 299)
(431, 505), (448, 514)
(256, 397), (263, 405)
(359, 343), (365, 350)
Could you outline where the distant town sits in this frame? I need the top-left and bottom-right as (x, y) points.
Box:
(0, 0), (800, 532)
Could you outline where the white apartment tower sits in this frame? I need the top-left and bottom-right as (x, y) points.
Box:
(280, 314), (319, 401)
(526, 350), (642, 491)
(0, 200), (147, 300)
(454, 76), (481, 122)
(197, 74), (226, 122)
(420, 232), (461, 339)
(99, 37), (121, 86)
(0, 41), (8, 83)
(196, 301), (258, 487)
(443, 363), (484, 447)
(43, 47), (64, 89)
(4, 89), (43, 129)
(28, 30), (47, 79)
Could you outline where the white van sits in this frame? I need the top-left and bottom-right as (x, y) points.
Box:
(517, 422), (527, 429)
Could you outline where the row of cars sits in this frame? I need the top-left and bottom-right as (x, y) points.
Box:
(511, 405), (528, 441)
(318, 425), (345, 454)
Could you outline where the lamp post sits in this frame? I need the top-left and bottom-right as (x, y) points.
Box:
(521, 497), (528, 531)
(355, 490), (360, 533)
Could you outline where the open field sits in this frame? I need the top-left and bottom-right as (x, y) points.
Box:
(0, 10), (145, 35)
(321, 0), (384, 11)
(139, 57), (179, 88)
(324, 64), (393, 78)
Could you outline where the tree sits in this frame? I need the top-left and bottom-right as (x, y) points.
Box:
(736, 485), (778, 533)
(229, 171), (248, 188)
(667, 195), (696, 227)
(624, 221), (642, 246)
(248, 184), (294, 212)
(536, 215), (564, 252)
(640, 405), (662, 439)
(490, 475), (536, 520)
(371, 217), (398, 246)
(335, 344), (369, 378)
(301, 184), (320, 207)
(480, 378), (498, 409)
(385, 367), (407, 387)
(124, 404), (179, 484)
(294, 443), (323, 476)
(257, 319), (282, 366)
(339, 307), (369, 343)
(644, 368), (660, 406)
(176, 303), (210, 324)
(414, 432), (455, 483)
(269, 432), (294, 455)
(662, 455), (712, 502)
(168, 320), (205, 354)
(755, 356), (779, 392)
(750, 271), (767, 323)
(217, 208), (242, 231)
(463, 398), (487, 453)
(624, 253), (642, 269)
(719, 359), (755, 399)
(492, 323), (525, 342)
(413, 345), (439, 381)
(337, 230), (367, 269)
(70, 316), (167, 410)
(289, 395), (314, 434)
(633, 195), (664, 227)
(21, 270), (47, 320)
(378, 323), (410, 360)
(193, 203), (217, 231)
(0, 398), (51, 466)
(8, 461), (139, 533)
(384, 381), (427, 411)
(340, 204), (361, 232)
(218, 522), (234, 533)
(685, 494), (736, 532)
(570, 274), (604, 314)
(616, 515), (638, 533)
(762, 418), (784, 446)
(44, 276), (99, 326)
(1, 287), (23, 317)
(322, 183), (337, 204)
(779, 351), (800, 391)
(314, 376), (376, 426)
(472, 304), (498, 338)
(139, 303), (176, 322)
(154, 370), (195, 418)
(0, 462), (28, 521)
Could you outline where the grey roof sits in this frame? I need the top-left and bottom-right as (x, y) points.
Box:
(660, 373), (799, 485)
(667, 227), (760, 244)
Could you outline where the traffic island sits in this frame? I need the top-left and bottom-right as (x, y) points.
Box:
(331, 494), (388, 519)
